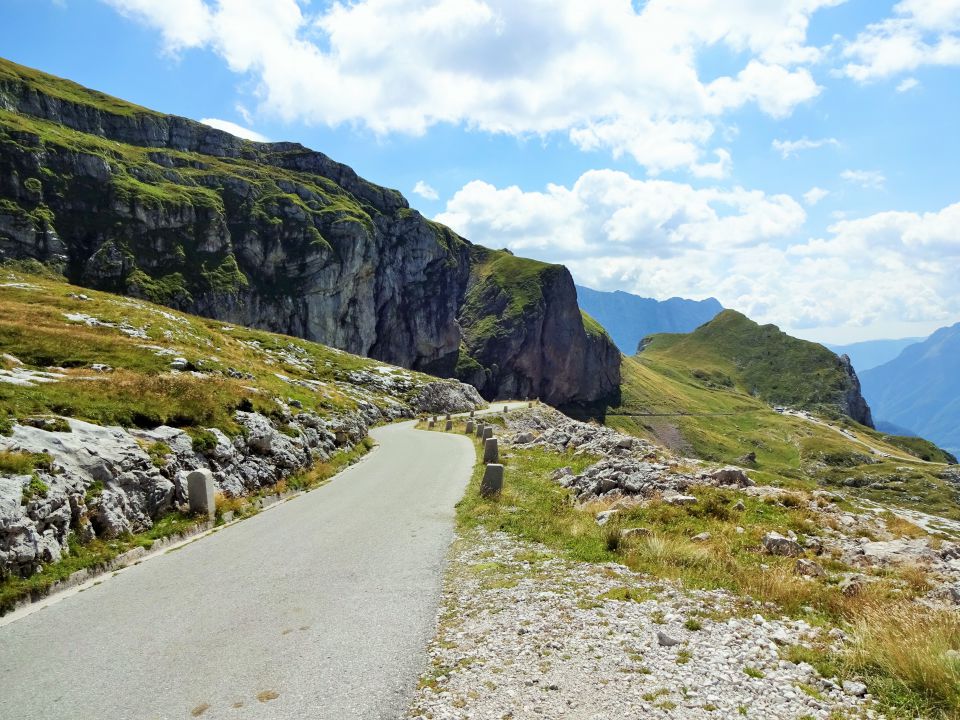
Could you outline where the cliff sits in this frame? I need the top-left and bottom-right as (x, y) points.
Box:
(0, 58), (619, 405)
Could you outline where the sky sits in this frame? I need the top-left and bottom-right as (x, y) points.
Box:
(2, 0), (960, 343)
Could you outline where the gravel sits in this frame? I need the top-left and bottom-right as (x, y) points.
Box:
(409, 528), (881, 720)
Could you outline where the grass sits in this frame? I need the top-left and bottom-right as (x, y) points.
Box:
(0, 267), (441, 437)
(0, 449), (52, 474)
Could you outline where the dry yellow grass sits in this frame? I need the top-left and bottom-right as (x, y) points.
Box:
(847, 602), (960, 716)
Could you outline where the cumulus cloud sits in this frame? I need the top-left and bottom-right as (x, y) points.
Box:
(436, 169), (806, 260)
(435, 170), (960, 332)
(772, 137), (840, 159)
(803, 187), (830, 206)
(103, 0), (838, 175)
(199, 117), (269, 142)
(841, 0), (960, 81)
(841, 169), (886, 189)
(412, 181), (439, 201)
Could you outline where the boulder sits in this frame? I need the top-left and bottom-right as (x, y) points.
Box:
(794, 558), (826, 578)
(704, 466), (753, 487)
(664, 494), (697, 506)
(762, 532), (804, 557)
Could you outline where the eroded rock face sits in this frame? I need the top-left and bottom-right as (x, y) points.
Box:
(837, 354), (874, 428)
(0, 64), (620, 405)
(0, 405), (368, 579)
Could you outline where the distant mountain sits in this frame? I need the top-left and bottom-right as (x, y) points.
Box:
(575, 285), (722, 353)
(639, 309), (874, 427)
(860, 322), (960, 458)
(826, 337), (923, 373)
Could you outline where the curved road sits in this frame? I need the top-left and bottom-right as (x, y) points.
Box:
(0, 417), (484, 720)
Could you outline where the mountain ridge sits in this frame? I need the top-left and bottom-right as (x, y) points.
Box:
(860, 321), (960, 457)
(575, 284), (722, 353)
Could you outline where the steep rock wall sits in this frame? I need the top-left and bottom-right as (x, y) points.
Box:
(0, 59), (620, 403)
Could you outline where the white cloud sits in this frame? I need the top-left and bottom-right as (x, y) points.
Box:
(803, 187), (830, 206)
(436, 169), (806, 260)
(412, 181), (439, 201)
(841, 169), (886, 189)
(199, 117), (269, 142)
(436, 171), (960, 333)
(103, 0), (839, 175)
(896, 77), (920, 92)
(772, 137), (840, 159)
(841, 0), (960, 81)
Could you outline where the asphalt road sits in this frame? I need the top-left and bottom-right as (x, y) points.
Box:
(0, 417), (481, 720)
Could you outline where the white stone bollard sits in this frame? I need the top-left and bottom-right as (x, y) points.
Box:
(187, 469), (216, 519)
(480, 464), (504, 497)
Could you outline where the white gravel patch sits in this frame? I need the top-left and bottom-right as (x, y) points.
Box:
(409, 529), (880, 720)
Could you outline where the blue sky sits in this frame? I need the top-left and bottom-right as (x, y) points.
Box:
(2, 0), (959, 343)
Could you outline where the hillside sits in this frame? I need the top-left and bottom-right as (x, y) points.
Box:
(0, 58), (619, 405)
(826, 337), (923, 373)
(861, 322), (960, 458)
(0, 264), (484, 597)
(575, 285), (722, 353)
(561, 310), (957, 517)
(638, 310), (873, 426)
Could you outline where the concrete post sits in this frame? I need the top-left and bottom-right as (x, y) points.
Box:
(503, 405), (508, 413)
(475, 423), (485, 438)
(187, 469), (216, 519)
(528, 401), (533, 408)
(428, 420), (435, 429)
(482, 426), (494, 441)
(483, 437), (499, 464)
(445, 419), (453, 431)
(469, 410), (475, 418)
(466, 420), (475, 434)
(480, 464), (504, 497)
(445, 413), (451, 421)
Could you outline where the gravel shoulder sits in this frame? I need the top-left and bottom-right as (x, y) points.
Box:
(409, 527), (880, 720)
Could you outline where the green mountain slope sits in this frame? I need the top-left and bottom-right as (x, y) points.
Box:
(0, 57), (619, 405)
(639, 310), (874, 426)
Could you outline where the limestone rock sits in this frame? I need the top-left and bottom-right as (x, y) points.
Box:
(762, 532), (804, 557)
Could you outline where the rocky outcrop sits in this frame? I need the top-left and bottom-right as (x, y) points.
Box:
(837, 354), (874, 428)
(0, 58), (620, 405)
(0, 405), (366, 579)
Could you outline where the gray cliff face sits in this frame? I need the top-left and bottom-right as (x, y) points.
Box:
(0, 60), (620, 404)
(838, 354), (875, 428)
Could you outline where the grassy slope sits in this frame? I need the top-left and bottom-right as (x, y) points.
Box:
(0, 262), (437, 436)
(601, 354), (959, 520)
(641, 309), (857, 412)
